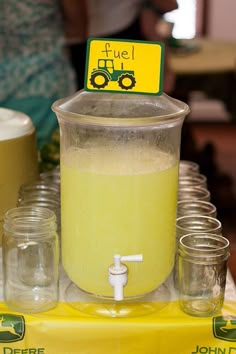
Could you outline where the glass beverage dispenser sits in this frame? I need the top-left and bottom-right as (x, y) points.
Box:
(52, 90), (189, 315)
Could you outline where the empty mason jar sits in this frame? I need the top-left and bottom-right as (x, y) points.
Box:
(17, 181), (61, 235)
(177, 200), (217, 218)
(2, 206), (59, 313)
(178, 174), (207, 189)
(178, 186), (211, 202)
(178, 233), (230, 317)
(18, 195), (61, 234)
(179, 160), (200, 177)
(174, 215), (222, 289)
(18, 180), (60, 200)
(40, 167), (60, 186)
(176, 215), (222, 241)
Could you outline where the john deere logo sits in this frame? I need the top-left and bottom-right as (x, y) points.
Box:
(213, 316), (236, 342)
(0, 314), (25, 342)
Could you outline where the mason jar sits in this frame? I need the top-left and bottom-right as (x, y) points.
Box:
(177, 200), (217, 218)
(174, 215), (222, 289)
(40, 167), (60, 186)
(18, 180), (60, 201)
(176, 215), (222, 241)
(179, 160), (200, 177)
(178, 174), (207, 189)
(178, 186), (211, 202)
(178, 233), (230, 317)
(17, 181), (61, 236)
(2, 206), (59, 313)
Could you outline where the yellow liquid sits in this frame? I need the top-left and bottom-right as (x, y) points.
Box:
(61, 145), (178, 297)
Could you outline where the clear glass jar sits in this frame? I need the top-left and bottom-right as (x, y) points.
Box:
(17, 181), (61, 235)
(179, 160), (199, 177)
(178, 174), (207, 189)
(40, 167), (60, 186)
(178, 186), (211, 202)
(178, 233), (230, 317)
(174, 215), (222, 289)
(177, 200), (217, 218)
(2, 206), (59, 313)
(18, 181), (60, 200)
(176, 215), (222, 241)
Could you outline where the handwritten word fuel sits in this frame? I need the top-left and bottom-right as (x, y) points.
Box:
(101, 42), (135, 60)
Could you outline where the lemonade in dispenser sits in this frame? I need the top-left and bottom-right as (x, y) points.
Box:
(52, 89), (189, 307)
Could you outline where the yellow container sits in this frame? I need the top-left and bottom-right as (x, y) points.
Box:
(0, 108), (39, 243)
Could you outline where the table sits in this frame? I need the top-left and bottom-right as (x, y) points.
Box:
(169, 38), (236, 120)
(0, 265), (235, 353)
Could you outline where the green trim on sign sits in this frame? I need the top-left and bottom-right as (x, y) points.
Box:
(84, 37), (164, 96)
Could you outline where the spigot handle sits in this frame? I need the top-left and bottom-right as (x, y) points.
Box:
(109, 254), (144, 301)
(121, 254), (143, 262)
(113, 254), (143, 267)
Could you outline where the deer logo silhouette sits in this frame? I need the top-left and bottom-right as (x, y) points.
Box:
(0, 314), (25, 343)
(213, 315), (236, 342)
(220, 319), (236, 333)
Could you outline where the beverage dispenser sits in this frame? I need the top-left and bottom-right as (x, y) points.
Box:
(52, 90), (189, 316)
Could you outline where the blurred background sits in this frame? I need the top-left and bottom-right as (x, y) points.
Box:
(165, 0), (236, 281)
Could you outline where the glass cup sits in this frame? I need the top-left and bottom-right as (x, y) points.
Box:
(17, 181), (61, 235)
(178, 174), (207, 189)
(2, 206), (59, 313)
(18, 180), (60, 200)
(177, 200), (217, 218)
(176, 215), (222, 241)
(178, 186), (211, 202)
(179, 160), (200, 177)
(174, 215), (222, 289)
(40, 167), (60, 186)
(17, 195), (61, 235)
(178, 233), (230, 317)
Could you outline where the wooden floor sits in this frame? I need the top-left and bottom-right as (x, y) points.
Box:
(189, 122), (236, 283)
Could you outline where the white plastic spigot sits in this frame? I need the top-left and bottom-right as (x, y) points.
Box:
(108, 254), (143, 301)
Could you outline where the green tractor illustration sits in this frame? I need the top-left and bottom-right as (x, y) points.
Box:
(90, 59), (136, 90)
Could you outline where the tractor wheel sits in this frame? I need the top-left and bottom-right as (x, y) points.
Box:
(118, 74), (136, 90)
(90, 72), (109, 89)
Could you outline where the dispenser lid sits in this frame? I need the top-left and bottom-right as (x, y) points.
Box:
(0, 108), (35, 141)
(52, 90), (189, 126)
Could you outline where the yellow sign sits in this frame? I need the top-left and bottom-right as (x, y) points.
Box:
(85, 38), (164, 95)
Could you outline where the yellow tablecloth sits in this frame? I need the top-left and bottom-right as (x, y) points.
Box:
(0, 268), (235, 353)
(0, 301), (236, 353)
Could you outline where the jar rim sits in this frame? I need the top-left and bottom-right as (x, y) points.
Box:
(19, 181), (59, 193)
(176, 215), (222, 233)
(179, 233), (230, 257)
(3, 206), (57, 236)
(178, 186), (211, 201)
(52, 90), (190, 127)
(177, 200), (217, 213)
(177, 200), (216, 208)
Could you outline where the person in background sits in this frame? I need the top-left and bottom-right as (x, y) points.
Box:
(40, 0), (178, 170)
(67, 0), (178, 95)
(139, 0), (177, 94)
(0, 0), (86, 151)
